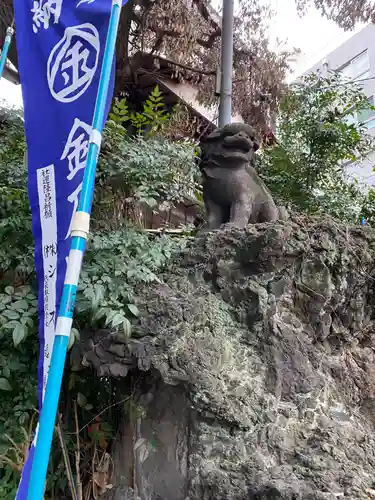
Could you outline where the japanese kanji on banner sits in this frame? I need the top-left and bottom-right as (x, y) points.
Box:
(13, 1), (124, 497)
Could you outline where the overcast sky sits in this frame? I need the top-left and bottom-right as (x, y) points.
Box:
(0, 0), (365, 108)
(268, 0), (364, 79)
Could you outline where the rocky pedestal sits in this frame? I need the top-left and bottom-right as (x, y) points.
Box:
(82, 217), (375, 499)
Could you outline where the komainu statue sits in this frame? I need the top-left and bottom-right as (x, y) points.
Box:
(198, 122), (287, 233)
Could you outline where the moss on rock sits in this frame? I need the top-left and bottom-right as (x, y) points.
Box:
(83, 216), (375, 499)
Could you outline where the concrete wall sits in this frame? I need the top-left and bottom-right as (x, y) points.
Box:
(300, 23), (375, 187)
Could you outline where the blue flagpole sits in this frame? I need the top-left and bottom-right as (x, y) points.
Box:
(0, 25), (14, 79)
(26, 1), (123, 498)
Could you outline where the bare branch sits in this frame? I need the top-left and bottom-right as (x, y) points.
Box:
(197, 28), (221, 49)
(192, 0), (220, 30)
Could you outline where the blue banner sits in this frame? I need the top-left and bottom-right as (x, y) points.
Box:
(13, 1), (124, 497)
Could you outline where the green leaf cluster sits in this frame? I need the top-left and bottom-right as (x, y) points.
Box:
(0, 285), (38, 347)
(109, 85), (169, 136)
(96, 87), (199, 225)
(0, 98), (192, 497)
(260, 71), (375, 222)
(97, 134), (199, 214)
(75, 227), (185, 340)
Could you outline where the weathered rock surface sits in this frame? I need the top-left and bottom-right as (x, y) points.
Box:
(82, 216), (375, 499)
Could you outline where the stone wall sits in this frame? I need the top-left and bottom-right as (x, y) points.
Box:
(81, 216), (375, 499)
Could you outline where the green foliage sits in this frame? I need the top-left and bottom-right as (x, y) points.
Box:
(109, 96), (129, 124)
(0, 108), (38, 498)
(98, 86), (199, 225)
(75, 227), (186, 339)
(261, 72), (375, 222)
(109, 85), (169, 135)
(0, 110), (33, 282)
(361, 187), (375, 225)
(0, 286), (38, 347)
(0, 288), (38, 499)
(0, 93), (194, 497)
(97, 134), (198, 212)
(0, 108), (27, 180)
